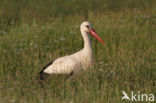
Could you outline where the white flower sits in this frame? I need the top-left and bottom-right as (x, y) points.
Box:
(60, 37), (65, 41)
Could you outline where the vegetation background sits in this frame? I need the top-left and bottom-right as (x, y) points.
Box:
(0, 0), (156, 103)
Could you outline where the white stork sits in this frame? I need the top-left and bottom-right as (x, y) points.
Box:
(39, 21), (105, 80)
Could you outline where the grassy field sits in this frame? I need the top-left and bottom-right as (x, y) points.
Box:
(0, 0), (156, 103)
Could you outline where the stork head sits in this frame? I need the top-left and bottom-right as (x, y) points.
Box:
(80, 21), (105, 45)
(80, 21), (93, 32)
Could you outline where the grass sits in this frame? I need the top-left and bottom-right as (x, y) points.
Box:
(0, 0), (156, 103)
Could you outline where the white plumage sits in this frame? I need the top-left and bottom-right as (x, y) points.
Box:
(39, 21), (104, 80)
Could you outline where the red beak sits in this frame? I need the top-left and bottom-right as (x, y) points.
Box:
(89, 29), (105, 45)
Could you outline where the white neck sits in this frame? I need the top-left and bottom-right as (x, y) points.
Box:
(81, 29), (92, 53)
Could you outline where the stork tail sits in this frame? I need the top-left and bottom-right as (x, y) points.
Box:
(38, 61), (53, 82)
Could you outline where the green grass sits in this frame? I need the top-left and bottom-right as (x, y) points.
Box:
(0, 0), (156, 103)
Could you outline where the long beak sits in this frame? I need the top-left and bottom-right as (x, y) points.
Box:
(89, 28), (105, 45)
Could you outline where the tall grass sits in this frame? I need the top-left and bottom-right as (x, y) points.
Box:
(0, 0), (156, 103)
(0, 0), (156, 20)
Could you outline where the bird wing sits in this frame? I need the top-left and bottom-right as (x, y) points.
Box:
(43, 56), (78, 74)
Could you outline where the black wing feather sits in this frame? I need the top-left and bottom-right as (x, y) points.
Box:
(38, 61), (54, 81)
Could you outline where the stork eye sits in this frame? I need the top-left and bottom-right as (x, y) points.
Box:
(86, 25), (89, 28)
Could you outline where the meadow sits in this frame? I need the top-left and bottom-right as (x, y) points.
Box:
(0, 0), (156, 103)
